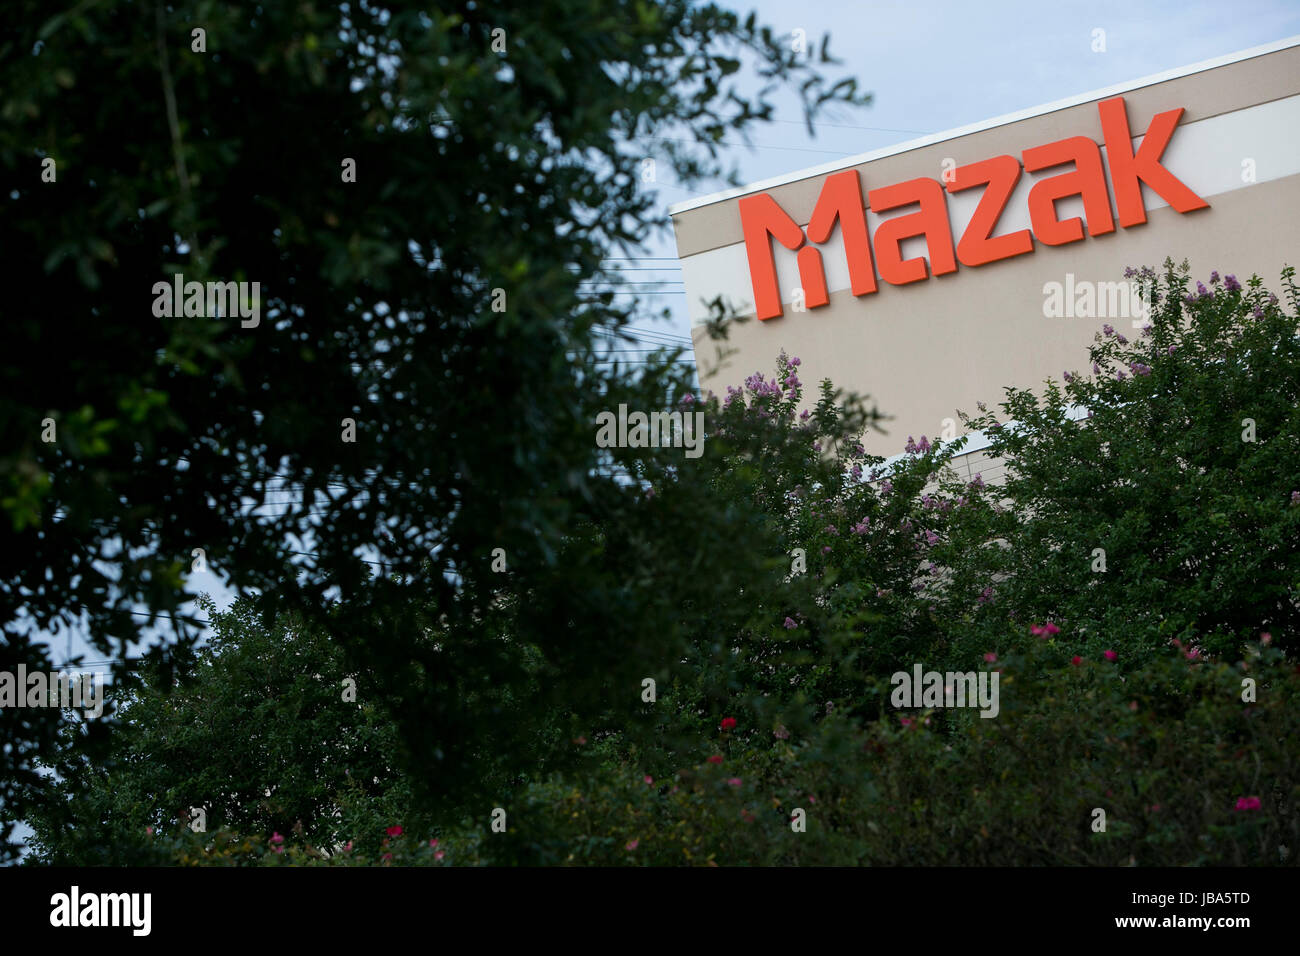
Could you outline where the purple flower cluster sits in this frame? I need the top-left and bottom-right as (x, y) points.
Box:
(904, 435), (932, 454)
(743, 371), (784, 399)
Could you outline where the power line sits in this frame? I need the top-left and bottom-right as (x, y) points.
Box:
(766, 118), (934, 135)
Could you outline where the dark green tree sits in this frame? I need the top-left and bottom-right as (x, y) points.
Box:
(26, 596), (415, 864)
(0, 0), (869, 859)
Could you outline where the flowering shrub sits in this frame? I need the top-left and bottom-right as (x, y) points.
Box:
(448, 636), (1298, 866)
(958, 262), (1300, 662)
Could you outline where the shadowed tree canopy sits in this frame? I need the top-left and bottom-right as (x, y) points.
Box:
(0, 0), (869, 859)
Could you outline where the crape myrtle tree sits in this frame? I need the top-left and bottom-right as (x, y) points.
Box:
(957, 262), (1300, 664)
(0, 0), (870, 859)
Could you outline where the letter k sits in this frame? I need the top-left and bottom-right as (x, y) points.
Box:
(1099, 97), (1209, 227)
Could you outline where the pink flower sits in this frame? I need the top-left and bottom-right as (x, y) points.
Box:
(1261, 632), (1273, 646)
(899, 717), (913, 727)
(344, 841), (353, 852)
(720, 717), (737, 731)
(270, 832), (284, 844)
(386, 825), (403, 837)
(644, 775), (654, 785)
(382, 852), (392, 862)
(1234, 796), (1262, 812)
(983, 652), (997, 663)
(783, 617), (797, 630)
(727, 778), (742, 787)
(1071, 656), (1083, 666)
(707, 755), (723, 765)
(773, 725), (790, 740)
(145, 826), (154, 836)
(435, 850), (445, 861)
(429, 838), (439, 848)
(1103, 649), (1117, 661)
(625, 839), (639, 851)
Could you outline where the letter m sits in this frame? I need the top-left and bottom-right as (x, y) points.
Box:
(738, 169), (877, 320)
(102, 893), (130, 927)
(206, 281), (239, 319)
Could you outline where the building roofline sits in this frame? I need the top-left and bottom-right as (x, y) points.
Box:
(668, 35), (1300, 216)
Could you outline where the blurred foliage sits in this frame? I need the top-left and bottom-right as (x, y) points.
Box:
(0, 0), (867, 860)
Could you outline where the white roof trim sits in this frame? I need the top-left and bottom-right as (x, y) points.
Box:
(668, 35), (1300, 216)
(863, 403), (1090, 479)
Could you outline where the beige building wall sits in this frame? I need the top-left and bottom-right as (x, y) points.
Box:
(672, 40), (1300, 459)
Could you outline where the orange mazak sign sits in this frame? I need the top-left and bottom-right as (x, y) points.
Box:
(739, 97), (1210, 320)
